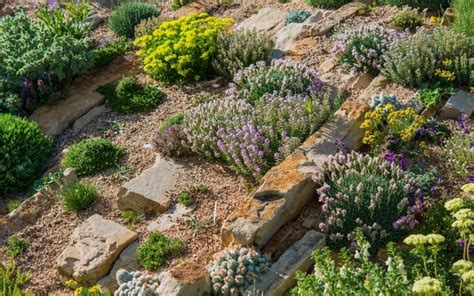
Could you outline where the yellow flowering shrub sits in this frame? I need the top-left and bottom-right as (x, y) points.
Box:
(360, 103), (426, 148)
(134, 13), (233, 84)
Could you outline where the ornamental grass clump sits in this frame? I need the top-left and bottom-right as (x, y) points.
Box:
(212, 29), (274, 80)
(134, 13), (233, 84)
(453, 0), (474, 37)
(108, 2), (159, 38)
(314, 151), (419, 250)
(383, 27), (472, 87)
(0, 114), (52, 194)
(332, 25), (403, 75)
(229, 59), (325, 104)
(209, 247), (271, 295)
(60, 180), (98, 212)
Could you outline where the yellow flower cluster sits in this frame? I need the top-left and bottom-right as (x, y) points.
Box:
(361, 104), (426, 146)
(74, 285), (101, 296)
(134, 13), (233, 84)
(435, 68), (456, 81)
(412, 277), (443, 295)
(404, 234), (445, 246)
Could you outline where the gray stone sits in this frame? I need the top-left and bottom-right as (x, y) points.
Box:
(63, 168), (78, 183)
(157, 262), (211, 295)
(97, 242), (140, 292)
(73, 105), (107, 131)
(274, 23), (314, 52)
(303, 11), (324, 24)
(87, 14), (106, 30)
(237, 8), (286, 35)
(318, 58), (336, 74)
(245, 231), (325, 296)
(147, 203), (194, 233)
(57, 214), (137, 285)
(117, 155), (183, 215)
(440, 90), (474, 119)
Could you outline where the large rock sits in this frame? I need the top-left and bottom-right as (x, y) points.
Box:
(73, 105), (107, 131)
(30, 56), (133, 139)
(57, 214), (138, 285)
(222, 76), (389, 249)
(237, 8), (286, 35)
(97, 242), (141, 292)
(156, 262), (211, 295)
(440, 90), (474, 119)
(117, 155), (183, 215)
(246, 231), (325, 295)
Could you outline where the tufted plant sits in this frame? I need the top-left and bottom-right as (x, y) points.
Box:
(0, 114), (52, 194)
(134, 13), (233, 84)
(63, 138), (123, 177)
(209, 247), (271, 295)
(284, 10), (311, 25)
(332, 25), (403, 75)
(108, 2), (159, 38)
(314, 151), (419, 251)
(229, 59), (326, 104)
(114, 270), (160, 296)
(212, 29), (274, 80)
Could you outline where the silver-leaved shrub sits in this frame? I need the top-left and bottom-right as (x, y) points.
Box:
(209, 248), (271, 295)
(383, 27), (472, 87)
(314, 151), (420, 251)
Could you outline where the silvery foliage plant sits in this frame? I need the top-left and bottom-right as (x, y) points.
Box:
(114, 270), (160, 296)
(228, 59), (326, 104)
(370, 93), (402, 109)
(332, 24), (403, 75)
(209, 248), (271, 296)
(314, 151), (420, 251)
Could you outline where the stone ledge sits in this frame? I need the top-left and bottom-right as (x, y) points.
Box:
(221, 76), (389, 249)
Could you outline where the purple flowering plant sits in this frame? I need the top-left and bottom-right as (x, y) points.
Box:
(332, 25), (403, 75)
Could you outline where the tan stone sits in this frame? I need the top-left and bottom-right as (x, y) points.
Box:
(318, 58), (336, 74)
(156, 262), (211, 295)
(30, 56), (133, 139)
(117, 155), (183, 215)
(173, 2), (208, 17)
(309, 3), (363, 36)
(350, 72), (375, 90)
(57, 214), (137, 285)
(245, 231), (325, 295)
(236, 8), (286, 35)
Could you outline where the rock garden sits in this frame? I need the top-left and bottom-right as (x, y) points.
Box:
(0, 0), (473, 295)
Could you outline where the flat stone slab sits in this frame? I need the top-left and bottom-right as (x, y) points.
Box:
(246, 230), (325, 295)
(57, 214), (137, 285)
(236, 8), (286, 35)
(30, 56), (133, 139)
(147, 203), (194, 233)
(440, 90), (474, 119)
(157, 262), (211, 295)
(73, 105), (108, 131)
(97, 241), (141, 292)
(117, 155), (183, 215)
(222, 76), (389, 249)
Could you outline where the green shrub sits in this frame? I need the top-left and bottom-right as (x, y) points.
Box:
(61, 180), (98, 212)
(134, 13), (233, 84)
(305, 0), (351, 9)
(383, 27), (472, 87)
(0, 8), (93, 114)
(134, 16), (168, 38)
(98, 76), (165, 113)
(177, 192), (194, 206)
(5, 236), (28, 257)
(108, 2), (159, 38)
(92, 37), (130, 69)
(137, 232), (183, 270)
(0, 114), (52, 194)
(417, 86), (454, 109)
(381, 0), (450, 11)
(391, 11), (424, 31)
(212, 29), (274, 80)
(121, 210), (144, 226)
(316, 151), (417, 251)
(0, 262), (33, 296)
(453, 0), (474, 36)
(292, 230), (410, 295)
(158, 113), (185, 133)
(7, 200), (21, 213)
(172, 0), (191, 10)
(442, 121), (474, 181)
(63, 138), (123, 176)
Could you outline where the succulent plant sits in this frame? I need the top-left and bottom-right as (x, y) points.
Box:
(369, 93), (401, 109)
(114, 270), (160, 296)
(209, 248), (271, 295)
(284, 10), (311, 25)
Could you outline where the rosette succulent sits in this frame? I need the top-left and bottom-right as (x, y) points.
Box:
(332, 25), (403, 75)
(114, 270), (160, 296)
(209, 248), (271, 295)
(229, 59), (325, 104)
(314, 151), (420, 251)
